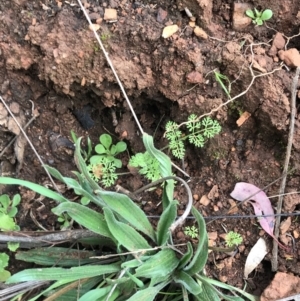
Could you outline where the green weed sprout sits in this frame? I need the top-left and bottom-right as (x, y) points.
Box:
(166, 114), (222, 159)
(225, 231), (243, 247)
(184, 225), (198, 239)
(129, 151), (161, 182)
(246, 8), (273, 26)
(0, 194), (20, 231)
(90, 133), (127, 168)
(0, 252), (10, 281)
(214, 70), (231, 98)
(88, 133), (127, 187)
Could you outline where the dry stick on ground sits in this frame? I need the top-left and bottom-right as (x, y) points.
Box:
(271, 66), (300, 271)
(177, 43), (283, 129)
(0, 95), (61, 193)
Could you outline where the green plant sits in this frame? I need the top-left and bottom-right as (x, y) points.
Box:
(0, 194), (20, 231)
(214, 70), (231, 98)
(245, 8), (273, 26)
(87, 133), (127, 187)
(70, 130), (92, 161)
(184, 225), (198, 239)
(0, 135), (257, 301)
(225, 231), (243, 247)
(129, 151), (161, 182)
(90, 133), (126, 168)
(0, 252), (10, 281)
(165, 114), (222, 159)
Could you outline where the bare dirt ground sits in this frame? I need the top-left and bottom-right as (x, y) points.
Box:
(1, 0), (300, 300)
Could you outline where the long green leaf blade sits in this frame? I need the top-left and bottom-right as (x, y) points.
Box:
(16, 248), (98, 267)
(52, 202), (113, 239)
(156, 200), (177, 245)
(126, 282), (168, 301)
(178, 242), (193, 270)
(184, 207), (208, 275)
(6, 264), (121, 283)
(195, 280), (220, 301)
(97, 190), (155, 241)
(104, 208), (151, 251)
(174, 270), (202, 295)
(45, 165), (106, 207)
(142, 133), (174, 205)
(135, 249), (179, 278)
(0, 177), (68, 203)
(74, 138), (102, 191)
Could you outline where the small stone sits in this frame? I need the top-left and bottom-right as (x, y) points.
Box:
(232, 3), (252, 30)
(89, 24), (100, 31)
(193, 194), (199, 201)
(194, 26), (208, 39)
(280, 217), (291, 235)
(157, 7), (167, 23)
(269, 32), (286, 56)
(104, 8), (117, 21)
(199, 195), (210, 206)
(162, 25), (179, 38)
(208, 231), (218, 240)
(186, 71), (203, 84)
(278, 48), (300, 68)
(293, 230), (299, 239)
(189, 21), (196, 27)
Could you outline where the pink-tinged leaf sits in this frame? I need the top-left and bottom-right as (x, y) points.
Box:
(230, 182), (288, 249)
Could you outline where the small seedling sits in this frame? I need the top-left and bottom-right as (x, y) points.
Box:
(225, 231), (243, 247)
(129, 151), (161, 182)
(0, 194), (21, 231)
(165, 114), (221, 159)
(90, 133), (127, 168)
(184, 225), (198, 239)
(214, 70), (231, 98)
(245, 8), (273, 26)
(87, 134), (127, 187)
(71, 130), (92, 161)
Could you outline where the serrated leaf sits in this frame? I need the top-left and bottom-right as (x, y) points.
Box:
(174, 270), (202, 295)
(97, 189), (155, 240)
(104, 208), (151, 251)
(156, 200), (177, 245)
(135, 249), (179, 278)
(0, 213), (16, 230)
(8, 242), (19, 252)
(52, 202), (113, 239)
(6, 263), (121, 283)
(184, 207), (208, 275)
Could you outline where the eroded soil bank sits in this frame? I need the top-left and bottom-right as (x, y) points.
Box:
(0, 0), (300, 299)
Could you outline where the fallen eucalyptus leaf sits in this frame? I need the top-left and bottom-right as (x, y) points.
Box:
(244, 237), (267, 279)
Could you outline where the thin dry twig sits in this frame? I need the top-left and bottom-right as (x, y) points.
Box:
(177, 53), (283, 129)
(0, 95), (61, 193)
(76, 0), (144, 135)
(271, 66), (300, 271)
